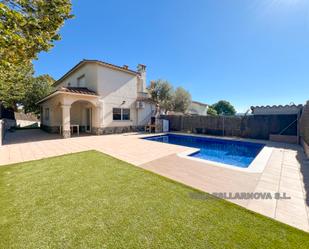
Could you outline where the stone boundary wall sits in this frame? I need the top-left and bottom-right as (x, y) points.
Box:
(93, 126), (145, 135)
(162, 114), (298, 140)
(300, 101), (309, 156)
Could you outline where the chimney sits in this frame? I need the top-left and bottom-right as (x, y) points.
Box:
(150, 80), (156, 89)
(123, 65), (129, 70)
(137, 64), (146, 73)
(137, 64), (146, 92)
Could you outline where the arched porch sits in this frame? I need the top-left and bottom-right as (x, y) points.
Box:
(59, 100), (96, 137)
(60, 97), (102, 138)
(38, 87), (102, 138)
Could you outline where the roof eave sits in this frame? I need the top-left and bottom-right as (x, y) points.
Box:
(52, 60), (140, 87)
(191, 101), (209, 107)
(36, 90), (98, 105)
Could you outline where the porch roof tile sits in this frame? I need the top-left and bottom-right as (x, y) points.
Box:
(37, 87), (98, 105)
(59, 87), (97, 95)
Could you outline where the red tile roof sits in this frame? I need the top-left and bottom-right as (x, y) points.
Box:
(36, 87), (98, 104)
(191, 101), (209, 107)
(59, 87), (97, 95)
(14, 112), (39, 122)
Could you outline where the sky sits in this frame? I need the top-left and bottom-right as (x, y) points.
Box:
(33, 0), (309, 113)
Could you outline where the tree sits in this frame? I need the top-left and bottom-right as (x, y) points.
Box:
(23, 74), (54, 113)
(0, 0), (72, 111)
(211, 100), (236, 116)
(148, 80), (193, 114)
(207, 106), (218, 116)
(0, 0), (73, 66)
(173, 87), (191, 113)
(148, 80), (174, 112)
(0, 62), (33, 111)
(0, 62), (54, 112)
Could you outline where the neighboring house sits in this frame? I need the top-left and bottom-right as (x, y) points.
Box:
(37, 60), (155, 138)
(187, 101), (209, 116)
(14, 112), (40, 128)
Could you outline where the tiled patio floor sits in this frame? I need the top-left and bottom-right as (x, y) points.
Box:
(0, 129), (188, 166)
(1, 129), (309, 232)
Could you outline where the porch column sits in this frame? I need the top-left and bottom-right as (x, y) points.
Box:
(61, 104), (71, 138)
(94, 100), (104, 135)
(98, 100), (104, 128)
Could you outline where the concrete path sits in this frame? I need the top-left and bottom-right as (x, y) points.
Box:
(1, 129), (309, 232)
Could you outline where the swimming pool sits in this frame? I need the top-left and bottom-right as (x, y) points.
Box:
(143, 134), (265, 168)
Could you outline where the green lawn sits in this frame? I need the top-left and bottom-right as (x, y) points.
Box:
(1, 151), (308, 249)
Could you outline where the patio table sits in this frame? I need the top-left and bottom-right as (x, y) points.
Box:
(59, 124), (79, 136)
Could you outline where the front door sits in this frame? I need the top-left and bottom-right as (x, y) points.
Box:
(85, 108), (92, 133)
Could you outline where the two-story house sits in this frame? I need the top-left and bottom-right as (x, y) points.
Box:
(37, 60), (156, 138)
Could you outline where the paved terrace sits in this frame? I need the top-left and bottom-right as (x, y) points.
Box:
(1, 129), (309, 232)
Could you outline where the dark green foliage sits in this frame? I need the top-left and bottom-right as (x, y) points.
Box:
(23, 74), (54, 113)
(212, 100), (236, 115)
(173, 87), (191, 113)
(207, 106), (218, 116)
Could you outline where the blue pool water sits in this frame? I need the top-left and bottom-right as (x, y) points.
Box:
(143, 134), (264, 168)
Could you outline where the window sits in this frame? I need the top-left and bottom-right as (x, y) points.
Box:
(77, 75), (85, 87)
(44, 108), (50, 121)
(122, 108), (130, 120)
(113, 108), (122, 120)
(67, 82), (71, 87)
(113, 108), (130, 121)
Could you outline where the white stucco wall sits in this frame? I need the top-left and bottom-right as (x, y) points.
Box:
(55, 63), (98, 92)
(137, 103), (155, 126)
(70, 102), (83, 125)
(40, 95), (62, 127)
(96, 66), (139, 127)
(16, 120), (40, 128)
